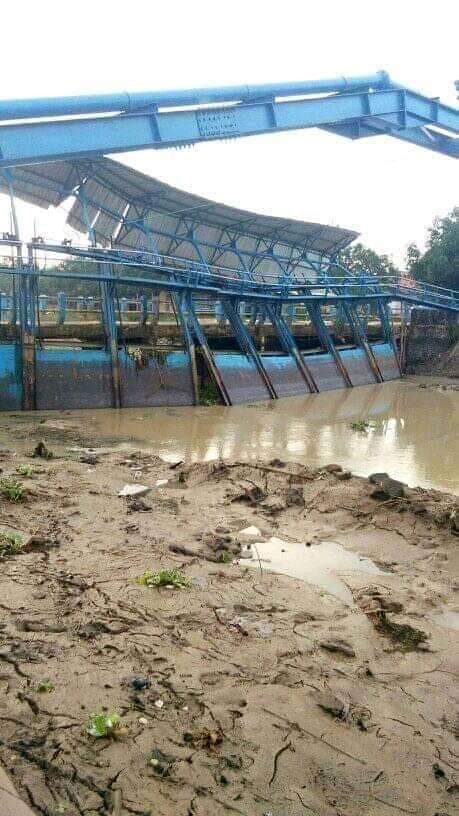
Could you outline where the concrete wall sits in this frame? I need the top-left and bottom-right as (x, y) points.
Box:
(406, 308), (459, 376)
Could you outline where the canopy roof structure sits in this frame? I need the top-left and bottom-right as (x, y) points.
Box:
(1, 157), (357, 277)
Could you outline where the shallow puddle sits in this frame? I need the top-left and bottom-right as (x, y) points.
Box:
(244, 537), (383, 604)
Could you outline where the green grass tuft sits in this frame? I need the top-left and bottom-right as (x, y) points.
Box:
(37, 679), (54, 693)
(0, 476), (24, 502)
(86, 711), (121, 738)
(136, 568), (191, 589)
(17, 464), (33, 477)
(0, 530), (23, 556)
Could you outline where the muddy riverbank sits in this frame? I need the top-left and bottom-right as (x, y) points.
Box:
(0, 415), (458, 815)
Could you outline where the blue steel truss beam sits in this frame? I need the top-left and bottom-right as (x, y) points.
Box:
(0, 81), (457, 168)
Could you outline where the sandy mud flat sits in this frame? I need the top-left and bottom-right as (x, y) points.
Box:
(0, 417), (458, 816)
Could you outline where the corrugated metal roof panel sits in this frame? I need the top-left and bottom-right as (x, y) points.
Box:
(2, 156), (358, 273)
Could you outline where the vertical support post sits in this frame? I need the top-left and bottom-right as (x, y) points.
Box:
(139, 294), (148, 327)
(377, 298), (402, 375)
(151, 294), (159, 325)
(223, 299), (277, 399)
(99, 263), (121, 408)
(307, 302), (353, 387)
(4, 170), (37, 410)
(185, 300), (231, 406)
(19, 246), (38, 410)
(342, 301), (383, 382)
(173, 292), (200, 405)
(57, 292), (67, 325)
(265, 303), (318, 392)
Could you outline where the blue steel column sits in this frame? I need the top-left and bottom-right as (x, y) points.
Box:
(306, 302), (353, 387)
(173, 292), (200, 405)
(341, 301), (383, 382)
(182, 297), (231, 406)
(222, 299), (277, 399)
(4, 170), (37, 410)
(99, 263), (121, 408)
(265, 303), (318, 392)
(376, 298), (402, 375)
(19, 245), (38, 409)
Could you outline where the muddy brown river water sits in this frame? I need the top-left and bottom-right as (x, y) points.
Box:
(27, 375), (458, 494)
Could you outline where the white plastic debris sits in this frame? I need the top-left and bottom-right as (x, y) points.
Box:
(240, 525), (261, 537)
(138, 717), (148, 725)
(154, 699), (164, 709)
(155, 479), (169, 487)
(118, 484), (151, 498)
(240, 544), (254, 559)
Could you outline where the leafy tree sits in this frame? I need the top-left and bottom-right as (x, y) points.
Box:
(406, 208), (458, 290)
(336, 242), (398, 278)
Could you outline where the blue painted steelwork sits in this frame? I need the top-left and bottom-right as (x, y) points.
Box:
(0, 71), (457, 410)
(0, 73), (457, 166)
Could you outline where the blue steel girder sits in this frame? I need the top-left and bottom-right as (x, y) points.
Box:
(0, 86), (457, 167)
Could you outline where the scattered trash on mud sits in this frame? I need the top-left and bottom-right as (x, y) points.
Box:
(0, 424), (457, 816)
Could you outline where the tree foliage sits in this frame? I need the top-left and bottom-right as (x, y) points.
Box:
(406, 208), (458, 290)
(337, 242), (398, 278)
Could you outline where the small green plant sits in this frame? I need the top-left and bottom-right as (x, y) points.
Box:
(37, 679), (54, 693)
(86, 711), (121, 739)
(199, 380), (220, 406)
(136, 568), (191, 589)
(0, 530), (23, 557)
(219, 550), (232, 564)
(0, 476), (24, 502)
(349, 420), (375, 433)
(17, 464), (33, 477)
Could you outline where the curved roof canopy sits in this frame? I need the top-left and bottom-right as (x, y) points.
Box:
(1, 157), (358, 277)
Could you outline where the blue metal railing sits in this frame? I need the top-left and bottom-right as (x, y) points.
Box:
(0, 239), (457, 314)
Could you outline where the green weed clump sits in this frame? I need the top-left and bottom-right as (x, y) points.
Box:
(136, 568), (191, 589)
(86, 711), (121, 739)
(17, 464), (33, 477)
(37, 679), (54, 693)
(0, 476), (24, 502)
(199, 381), (220, 406)
(0, 530), (23, 557)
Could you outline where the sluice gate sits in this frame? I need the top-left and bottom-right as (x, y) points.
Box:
(0, 71), (457, 410)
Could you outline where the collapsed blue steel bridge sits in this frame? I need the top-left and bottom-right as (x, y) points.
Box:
(0, 71), (457, 409)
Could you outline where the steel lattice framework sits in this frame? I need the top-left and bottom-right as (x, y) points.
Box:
(0, 71), (457, 410)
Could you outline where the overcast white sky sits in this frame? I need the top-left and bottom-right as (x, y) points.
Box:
(1, 0), (458, 264)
